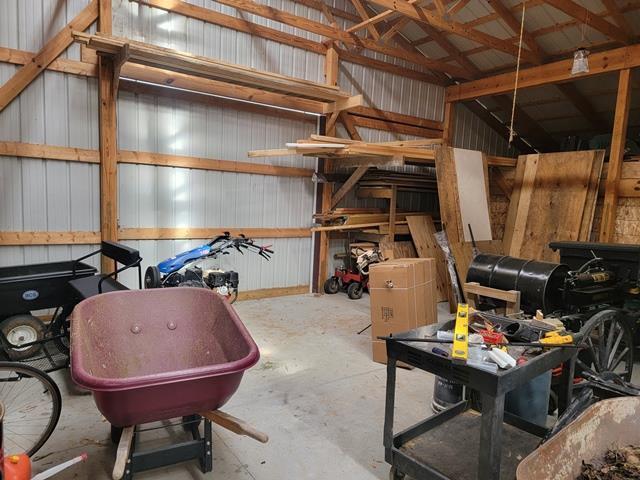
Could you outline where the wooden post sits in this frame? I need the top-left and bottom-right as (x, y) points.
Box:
(388, 185), (397, 240)
(98, 55), (118, 273)
(99, 0), (112, 34)
(316, 43), (340, 292)
(599, 68), (632, 242)
(442, 101), (455, 146)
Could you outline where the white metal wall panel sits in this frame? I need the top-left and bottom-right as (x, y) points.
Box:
(453, 104), (514, 157)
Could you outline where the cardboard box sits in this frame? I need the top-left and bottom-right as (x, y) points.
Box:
(369, 258), (437, 364)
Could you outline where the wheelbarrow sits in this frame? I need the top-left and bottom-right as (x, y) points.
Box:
(516, 397), (640, 480)
(70, 288), (268, 479)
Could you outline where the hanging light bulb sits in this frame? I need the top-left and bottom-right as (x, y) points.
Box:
(571, 47), (590, 75)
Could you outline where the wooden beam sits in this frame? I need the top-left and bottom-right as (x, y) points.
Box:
(0, 141), (313, 177)
(448, 0), (471, 16)
(599, 68), (632, 242)
(135, 0), (325, 55)
(208, 0), (470, 78)
(75, 33), (352, 103)
(366, 0), (537, 62)
(543, 0), (628, 45)
(0, 231), (100, 246)
(98, 55), (118, 273)
(339, 112), (362, 141)
(99, 0), (112, 34)
(0, 228), (309, 246)
(118, 227), (310, 239)
(349, 106), (443, 131)
(336, 46), (446, 85)
(442, 101), (455, 145)
(349, 115), (442, 138)
(0, 0), (98, 112)
(600, 0), (633, 42)
(331, 165), (369, 208)
(486, 0), (546, 62)
(446, 44), (640, 102)
(236, 285), (309, 301)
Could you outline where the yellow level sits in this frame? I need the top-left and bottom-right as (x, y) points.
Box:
(451, 303), (469, 364)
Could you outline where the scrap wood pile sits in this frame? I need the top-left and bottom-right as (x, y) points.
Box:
(357, 169), (437, 193)
(579, 445), (640, 480)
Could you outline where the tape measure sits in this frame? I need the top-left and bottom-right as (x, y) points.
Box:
(452, 303), (470, 364)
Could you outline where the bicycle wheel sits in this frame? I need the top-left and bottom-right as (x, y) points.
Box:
(0, 362), (62, 456)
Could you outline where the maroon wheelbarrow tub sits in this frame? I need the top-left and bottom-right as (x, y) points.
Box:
(70, 288), (259, 427)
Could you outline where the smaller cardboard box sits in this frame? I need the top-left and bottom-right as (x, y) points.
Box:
(369, 258), (437, 364)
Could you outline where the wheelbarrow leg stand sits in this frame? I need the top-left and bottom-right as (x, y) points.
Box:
(113, 418), (213, 480)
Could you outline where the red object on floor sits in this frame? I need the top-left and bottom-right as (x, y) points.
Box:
(4, 454), (31, 480)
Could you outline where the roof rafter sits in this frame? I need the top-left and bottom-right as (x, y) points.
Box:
(364, 0), (539, 62)
(542, 0), (629, 44)
(600, 0), (633, 41)
(211, 0), (471, 78)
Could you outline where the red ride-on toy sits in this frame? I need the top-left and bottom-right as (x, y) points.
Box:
(324, 247), (384, 299)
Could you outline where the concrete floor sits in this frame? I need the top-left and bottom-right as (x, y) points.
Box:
(35, 294), (449, 479)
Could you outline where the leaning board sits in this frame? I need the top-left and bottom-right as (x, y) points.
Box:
(503, 150), (604, 262)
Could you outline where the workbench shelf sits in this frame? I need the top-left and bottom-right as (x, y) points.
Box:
(383, 326), (580, 480)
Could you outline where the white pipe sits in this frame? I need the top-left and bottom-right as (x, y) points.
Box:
(31, 453), (88, 480)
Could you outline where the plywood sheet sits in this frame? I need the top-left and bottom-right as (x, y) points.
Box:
(407, 215), (450, 303)
(504, 150), (605, 262)
(379, 240), (417, 260)
(453, 148), (493, 242)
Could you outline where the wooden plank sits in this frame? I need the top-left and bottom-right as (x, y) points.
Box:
(311, 221), (407, 232)
(388, 185), (398, 240)
(0, 0), (98, 112)
(0, 231), (100, 246)
(504, 151), (605, 261)
(379, 240), (417, 260)
(200, 410), (268, 443)
(98, 55), (118, 273)
(600, 69), (632, 242)
(74, 33), (351, 102)
(349, 106), (443, 132)
(0, 141), (312, 177)
(118, 227), (310, 240)
(442, 101), (455, 145)
(407, 215), (449, 302)
(331, 166), (369, 208)
(349, 115), (443, 138)
(236, 285), (309, 301)
(434, 146), (464, 244)
(446, 44), (640, 102)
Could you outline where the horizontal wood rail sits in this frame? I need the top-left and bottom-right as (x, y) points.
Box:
(0, 228), (311, 246)
(0, 141), (313, 177)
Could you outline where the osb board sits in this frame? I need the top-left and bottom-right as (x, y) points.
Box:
(504, 150), (604, 262)
(450, 240), (504, 284)
(379, 240), (417, 260)
(407, 215), (449, 303)
(435, 147), (492, 245)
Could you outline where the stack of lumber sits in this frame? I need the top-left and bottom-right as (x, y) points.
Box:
(249, 135), (440, 166)
(357, 169), (437, 193)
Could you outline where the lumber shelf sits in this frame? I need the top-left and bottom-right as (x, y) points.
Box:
(73, 32), (355, 103)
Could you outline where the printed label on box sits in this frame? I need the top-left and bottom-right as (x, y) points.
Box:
(382, 306), (394, 322)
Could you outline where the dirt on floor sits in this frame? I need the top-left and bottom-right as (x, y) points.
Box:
(578, 445), (640, 479)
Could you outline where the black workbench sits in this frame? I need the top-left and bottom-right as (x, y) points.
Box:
(383, 326), (578, 480)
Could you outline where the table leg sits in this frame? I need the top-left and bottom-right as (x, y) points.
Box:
(478, 393), (505, 480)
(558, 354), (576, 414)
(383, 357), (397, 452)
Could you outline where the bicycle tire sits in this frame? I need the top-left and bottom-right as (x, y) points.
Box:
(0, 362), (62, 457)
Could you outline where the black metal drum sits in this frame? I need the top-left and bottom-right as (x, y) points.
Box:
(467, 253), (570, 313)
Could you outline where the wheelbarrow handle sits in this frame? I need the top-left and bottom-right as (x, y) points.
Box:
(201, 410), (269, 444)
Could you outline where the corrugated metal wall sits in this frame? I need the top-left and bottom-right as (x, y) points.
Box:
(0, 0), (513, 291)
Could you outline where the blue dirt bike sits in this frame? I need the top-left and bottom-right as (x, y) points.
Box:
(144, 233), (273, 303)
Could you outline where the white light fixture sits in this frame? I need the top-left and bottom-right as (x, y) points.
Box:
(571, 47), (590, 75)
